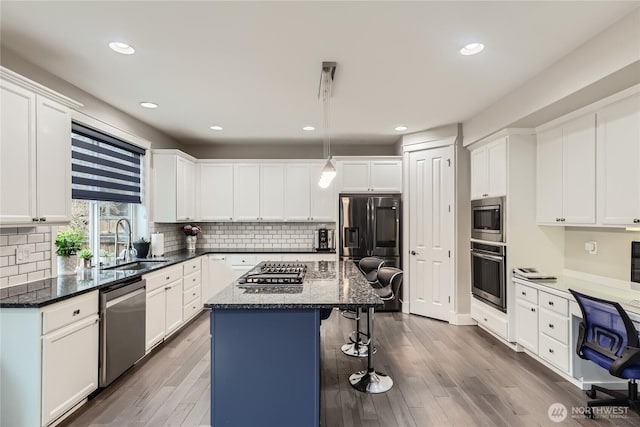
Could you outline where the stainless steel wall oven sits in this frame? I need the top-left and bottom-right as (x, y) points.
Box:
(471, 241), (506, 312)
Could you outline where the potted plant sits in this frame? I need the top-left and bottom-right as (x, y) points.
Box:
(78, 248), (93, 269)
(55, 229), (84, 275)
(182, 225), (201, 251)
(99, 249), (114, 266)
(133, 237), (150, 258)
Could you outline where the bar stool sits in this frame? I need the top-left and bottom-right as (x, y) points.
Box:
(341, 257), (385, 357)
(349, 267), (403, 394)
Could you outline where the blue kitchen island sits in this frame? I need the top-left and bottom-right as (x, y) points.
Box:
(204, 260), (381, 427)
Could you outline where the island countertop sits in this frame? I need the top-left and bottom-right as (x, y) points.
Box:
(204, 260), (382, 309)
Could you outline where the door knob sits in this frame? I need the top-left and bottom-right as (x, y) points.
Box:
(411, 250), (418, 255)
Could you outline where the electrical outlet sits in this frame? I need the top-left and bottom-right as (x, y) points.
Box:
(16, 246), (31, 264)
(584, 241), (598, 255)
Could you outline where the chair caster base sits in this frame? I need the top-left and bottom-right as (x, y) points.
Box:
(341, 342), (376, 358)
(349, 369), (393, 393)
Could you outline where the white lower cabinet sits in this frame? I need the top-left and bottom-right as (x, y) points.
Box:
(515, 298), (538, 353)
(182, 258), (202, 323)
(206, 255), (234, 301)
(165, 280), (184, 336)
(144, 264), (184, 352)
(145, 286), (167, 351)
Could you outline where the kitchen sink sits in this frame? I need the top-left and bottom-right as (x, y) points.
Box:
(102, 260), (169, 271)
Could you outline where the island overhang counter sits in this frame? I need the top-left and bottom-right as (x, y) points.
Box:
(204, 260), (382, 427)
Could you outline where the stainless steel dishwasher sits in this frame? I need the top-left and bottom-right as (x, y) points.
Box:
(99, 278), (146, 387)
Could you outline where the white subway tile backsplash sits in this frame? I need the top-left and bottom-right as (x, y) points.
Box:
(8, 274), (28, 286)
(0, 226), (52, 289)
(0, 246), (16, 257)
(18, 262), (37, 274)
(28, 233), (44, 243)
(0, 265), (19, 278)
(8, 234), (27, 245)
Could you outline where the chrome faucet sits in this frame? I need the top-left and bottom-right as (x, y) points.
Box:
(114, 218), (134, 263)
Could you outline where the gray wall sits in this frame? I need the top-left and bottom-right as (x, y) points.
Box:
(0, 47), (181, 149)
(564, 227), (640, 281)
(180, 142), (398, 159)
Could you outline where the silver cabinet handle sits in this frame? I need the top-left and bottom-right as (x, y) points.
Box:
(548, 323), (554, 329)
(531, 308), (535, 312)
(548, 301), (554, 306)
(40, 217), (46, 222)
(549, 349), (554, 354)
(165, 286), (172, 290)
(72, 309), (80, 316)
(521, 291), (526, 296)
(634, 219), (640, 223)
(32, 218), (39, 222)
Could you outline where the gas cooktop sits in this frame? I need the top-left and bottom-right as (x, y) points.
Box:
(238, 262), (307, 285)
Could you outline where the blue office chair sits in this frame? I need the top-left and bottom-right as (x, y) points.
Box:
(569, 289), (640, 417)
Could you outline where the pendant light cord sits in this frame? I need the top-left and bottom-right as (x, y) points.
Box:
(322, 69), (331, 160)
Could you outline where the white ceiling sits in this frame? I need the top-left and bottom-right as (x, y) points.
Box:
(1, 1), (638, 146)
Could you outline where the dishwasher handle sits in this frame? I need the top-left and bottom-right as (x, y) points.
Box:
(105, 288), (146, 309)
(101, 278), (145, 306)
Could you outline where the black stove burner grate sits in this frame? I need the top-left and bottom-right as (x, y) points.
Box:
(239, 263), (307, 285)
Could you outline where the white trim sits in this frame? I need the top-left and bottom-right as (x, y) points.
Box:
(451, 313), (475, 325)
(331, 155), (402, 161)
(0, 66), (83, 109)
(563, 269), (632, 292)
(151, 148), (197, 162)
(536, 84), (640, 133)
(464, 128), (534, 149)
(476, 323), (519, 350)
(402, 136), (456, 153)
(196, 158), (327, 164)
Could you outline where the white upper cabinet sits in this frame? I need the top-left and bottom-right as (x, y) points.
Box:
(309, 163), (336, 221)
(597, 93), (640, 226)
(233, 163), (260, 221)
(336, 158), (402, 193)
(199, 163), (234, 221)
(284, 164), (311, 221)
(259, 164), (285, 221)
(536, 114), (596, 225)
(153, 151), (197, 223)
(1, 79), (71, 225)
(470, 137), (506, 200)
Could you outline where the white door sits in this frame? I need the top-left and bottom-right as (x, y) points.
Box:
(338, 160), (370, 192)
(562, 114), (596, 224)
(208, 255), (233, 299)
(536, 126), (563, 223)
(487, 138), (507, 198)
(284, 164), (311, 220)
(408, 146), (453, 321)
(469, 147), (488, 200)
(176, 157), (195, 221)
(200, 163), (234, 221)
(309, 163), (336, 221)
(260, 164), (285, 221)
(165, 279), (183, 336)
(234, 164), (260, 221)
(515, 299), (538, 353)
(36, 96), (71, 223)
(145, 287), (166, 351)
(597, 94), (640, 225)
(370, 160), (402, 192)
(0, 80), (36, 224)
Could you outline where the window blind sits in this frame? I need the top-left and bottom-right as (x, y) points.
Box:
(71, 123), (145, 203)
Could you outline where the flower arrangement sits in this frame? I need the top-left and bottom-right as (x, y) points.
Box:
(182, 225), (202, 236)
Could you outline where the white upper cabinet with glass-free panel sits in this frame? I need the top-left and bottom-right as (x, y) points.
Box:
(152, 150), (197, 223)
(233, 163), (261, 221)
(597, 93), (640, 226)
(199, 163), (234, 221)
(284, 164), (311, 221)
(309, 163), (336, 221)
(336, 157), (402, 193)
(470, 137), (506, 200)
(536, 114), (596, 225)
(259, 164), (285, 221)
(0, 77), (73, 225)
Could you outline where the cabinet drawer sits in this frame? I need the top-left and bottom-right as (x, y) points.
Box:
(183, 299), (201, 320)
(183, 270), (201, 290)
(539, 308), (569, 344)
(515, 283), (538, 304)
(144, 265), (182, 292)
(539, 291), (568, 316)
(182, 258), (201, 275)
(183, 284), (201, 305)
(539, 333), (569, 372)
(471, 301), (508, 340)
(41, 291), (98, 335)
(227, 254), (257, 266)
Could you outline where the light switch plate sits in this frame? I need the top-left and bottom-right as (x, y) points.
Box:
(16, 246), (31, 264)
(584, 241), (597, 255)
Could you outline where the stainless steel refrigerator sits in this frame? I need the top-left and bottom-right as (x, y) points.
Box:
(339, 194), (402, 311)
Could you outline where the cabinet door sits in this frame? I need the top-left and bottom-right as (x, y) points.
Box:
(562, 114), (596, 224)
(0, 80), (36, 224)
(470, 148), (488, 200)
(536, 127), (563, 223)
(176, 157), (196, 221)
(284, 164), (311, 220)
(165, 279), (183, 336)
(234, 164), (260, 221)
(597, 94), (640, 225)
(260, 164), (285, 221)
(200, 163), (234, 221)
(41, 315), (99, 426)
(370, 160), (402, 192)
(338, 161), (370, 192)
(36, 96), (71, 223)
(145, 286), (166, 351)
(208, 255), (234, 300)
(487, 138), (507, 198)
(515, 299), (538, 353)
(309, 163), (336, 221)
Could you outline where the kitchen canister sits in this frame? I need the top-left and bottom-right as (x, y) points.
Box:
(150, 233), (165, 257)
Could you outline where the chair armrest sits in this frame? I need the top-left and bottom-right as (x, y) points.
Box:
(576, 322), (587, 359)
(609, 346), (640, 377)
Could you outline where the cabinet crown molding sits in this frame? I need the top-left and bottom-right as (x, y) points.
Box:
(467, 128), (534, 150)
(0, 66), (83, 109)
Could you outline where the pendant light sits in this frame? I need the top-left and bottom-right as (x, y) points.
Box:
(318, 62), (337, 188)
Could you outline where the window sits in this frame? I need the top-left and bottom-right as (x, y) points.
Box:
(57, 123), (146, 267)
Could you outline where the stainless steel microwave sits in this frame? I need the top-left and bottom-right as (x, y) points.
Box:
(471, 197), (505, 243)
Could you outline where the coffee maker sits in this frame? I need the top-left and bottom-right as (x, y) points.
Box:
(314, 228), (334, 251)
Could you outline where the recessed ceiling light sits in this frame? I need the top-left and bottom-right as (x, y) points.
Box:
(109, 42), (135, 55)
(140, 102), (158, 109)
(210, 125), (223, 131)
(303, 126), (315, 131)
(394, 125), (408, 132)
(460, 42), (484, 56)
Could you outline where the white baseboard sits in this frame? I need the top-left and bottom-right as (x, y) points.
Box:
(451, 313), (475, 325)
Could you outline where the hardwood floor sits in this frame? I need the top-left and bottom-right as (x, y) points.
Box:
(61, 310), (639, 427)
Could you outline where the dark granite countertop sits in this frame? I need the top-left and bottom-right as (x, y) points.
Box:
(0, 248), (337, 308)
(204, 260), (382, 309)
